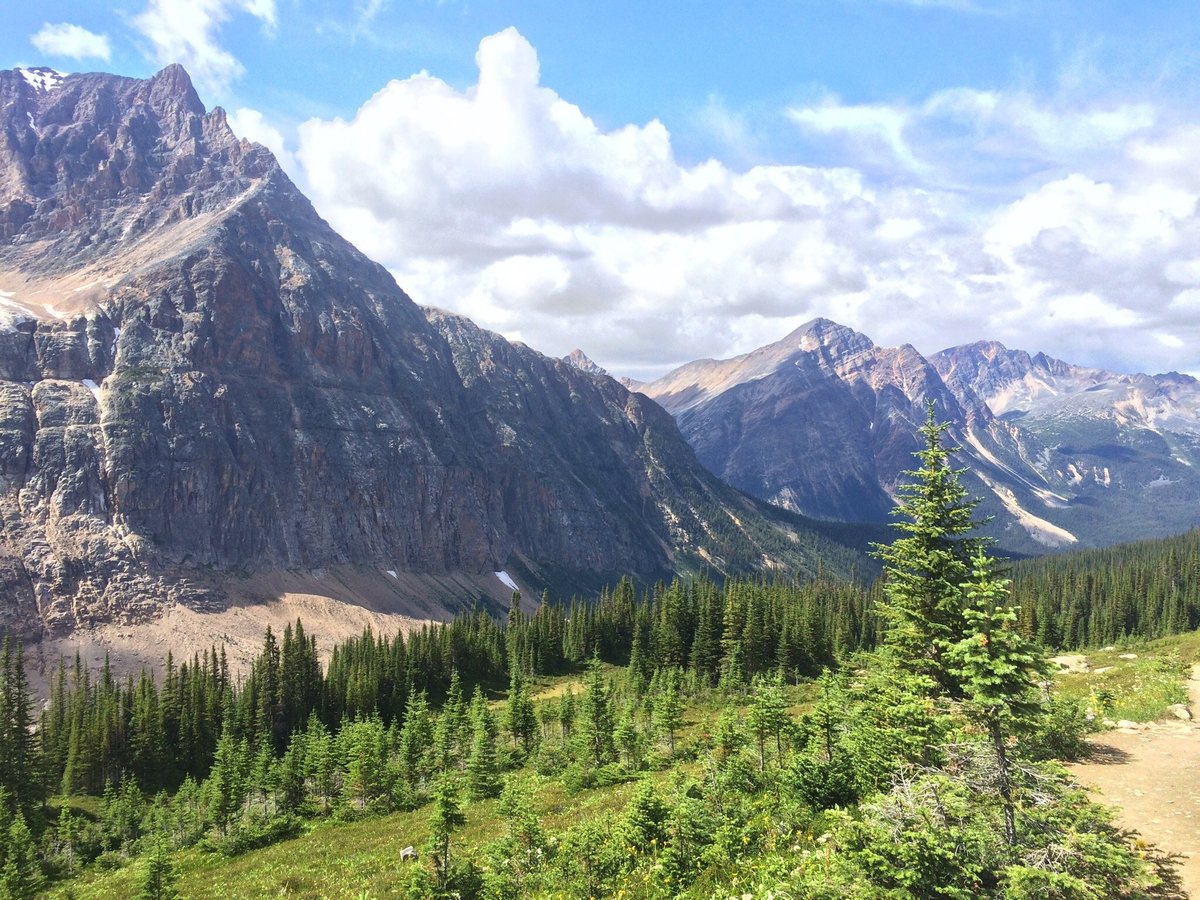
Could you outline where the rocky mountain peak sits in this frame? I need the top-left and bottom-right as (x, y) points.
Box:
(16, 67), (66, 94)
(1, 64), (269, 275)
(562, 348), (609, 378)
(782, 316), (875, 357)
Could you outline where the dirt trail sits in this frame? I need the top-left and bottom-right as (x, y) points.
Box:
(1069, 664), (1200, 897)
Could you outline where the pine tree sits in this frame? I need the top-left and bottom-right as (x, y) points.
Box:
(576, 655), (615, 767)
(138, 830), (178, 900)
(206, 729), (244, 835)
(0, 636), (35, 813)
(613, 703), (643, 769)
(947, 547), (1051, 845)
(652, 673), (684, 755)
(504, 668), (538, 754)
(427, 771), (465, 888)
(340, 716), (385, 808)
(873, 404), (986, 697)
(746, 673), (789, 771)
(1, 815), (41, 899)
(557, 686), (576, 741)
(811, 668), (847, 763)
(466, 688), (501, 799)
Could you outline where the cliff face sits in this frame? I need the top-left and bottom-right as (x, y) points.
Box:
(0, 66), (860, 639)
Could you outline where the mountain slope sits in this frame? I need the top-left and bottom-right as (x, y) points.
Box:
(0, 65), (863, 641)
(933, 341), (1200, 547)
(641, 318), (1079, 554)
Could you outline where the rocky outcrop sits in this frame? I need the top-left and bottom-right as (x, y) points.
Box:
(0, 66), (862, 639)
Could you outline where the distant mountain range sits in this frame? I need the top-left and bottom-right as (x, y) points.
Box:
(0, 64), (863, 641)
(640, 319), (1200, 555)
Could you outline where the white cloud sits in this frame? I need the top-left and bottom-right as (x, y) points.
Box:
(132, 0), (276, 97)
(789, 98), (924, 173)
(283, 28), (1200, 380)
(789, 89), (1156, 188)
(31, 22), (111, 61)
(227, 107), (297, 173)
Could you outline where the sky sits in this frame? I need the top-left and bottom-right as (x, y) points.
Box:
(7, 1), (1200, 380)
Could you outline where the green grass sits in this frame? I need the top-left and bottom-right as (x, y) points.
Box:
(51, 775), (657, 898)
(48, 674), (821, 899)
(1052, 630), (1199, 722)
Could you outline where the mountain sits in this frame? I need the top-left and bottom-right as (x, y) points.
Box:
(561, 348), (609, 378)
(0, 65), (864, 647)
(932, 341), (1200, 547)
(640, 318), (1196, 555)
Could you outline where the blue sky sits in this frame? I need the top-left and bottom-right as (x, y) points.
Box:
(8, 1), (1200, 378)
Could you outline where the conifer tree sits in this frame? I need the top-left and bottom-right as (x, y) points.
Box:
(428, 771), (465, 888)
(557, 686), (576, 741)
(811, 668), (847, 763)
(873, 404), (986, 696)
(305, 717), (338, 814)
(466, 688), (501, 799)
(1, 815), (41, 899)
(576, 655), (615, 767)
(613, 704), (643, 769)
(746, 673), (789, 771)
(948, 547), (1051, 845)
(206, 729), (244, 835)
(652, 673), (684, 755)
(398, 692), (433, 787)
(504, 668), (538, 754)
(0, 636), (35, 813)
(138, 830), (178, 900)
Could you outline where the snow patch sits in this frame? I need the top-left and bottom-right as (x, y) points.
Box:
(0, 291), (33, 332)
(386, 570), (398, 579)
(19, 67), (66, 93)
(81, 379), (101, 399)
(111, 326), (121, 359)
(799, 334), (820, 353)
(494, 570), (520, 593)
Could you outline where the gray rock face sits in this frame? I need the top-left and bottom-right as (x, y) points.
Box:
(0, 66), (860, 639)
(561, 349), (609, 378)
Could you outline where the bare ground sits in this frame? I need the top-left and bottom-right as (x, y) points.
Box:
(1068, 664), (1200, 897)
(24, 565), (530, 696)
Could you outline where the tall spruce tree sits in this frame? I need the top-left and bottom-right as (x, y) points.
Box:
(873, 403), (986, 696)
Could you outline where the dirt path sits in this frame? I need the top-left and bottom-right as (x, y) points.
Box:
(1069, 664), (1200, 897)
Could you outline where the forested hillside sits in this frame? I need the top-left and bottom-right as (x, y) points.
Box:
(1012, 529), (1200, 648)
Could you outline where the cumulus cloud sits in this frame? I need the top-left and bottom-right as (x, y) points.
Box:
(287, 27), (1200, 380)
(132, 0), (276, 97)
(31, 22), (112, 61)
(228, 107), (298, 173)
